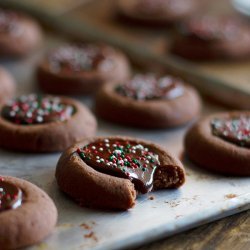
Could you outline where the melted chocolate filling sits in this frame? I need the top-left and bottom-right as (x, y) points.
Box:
(48, 45), (114, 73)
(211, 116), (250, 148)
(1, 94), (74, 125)
(77, 139), (160, 193)
(116, 74), (184, 100)
(0, 178), (22, 212)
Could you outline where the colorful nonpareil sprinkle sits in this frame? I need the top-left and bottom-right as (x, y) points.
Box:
(0, 177), (22, 212)
(48, 44), (114, 73)
(1, 94), (74, 125)
(211, 116), (250, 148)
(116, 74), (184, 100)
(77, 138), (160, 193)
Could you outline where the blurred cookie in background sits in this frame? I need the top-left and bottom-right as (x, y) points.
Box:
(36, 43), (131, 95)
(0, 8), (43, 57)
(95, 73), (201, 129)
(171, 15), (250, 60)
(116, 0), (202, 26)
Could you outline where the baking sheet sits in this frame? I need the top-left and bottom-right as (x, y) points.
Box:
(0, 36), (250, 250)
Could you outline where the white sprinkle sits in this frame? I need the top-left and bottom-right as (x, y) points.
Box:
(96, 156), (100, 159)
(10, 111), (16, 117)
(26, 112), (32, 118)
(113, 144), (117, 148)
(92, 146), (96, 150)
(36, 116), (43, 123)
(132, 150), (136, 153)
(104, 139), (109, 143)
(96, 160), (100, 163)
(114, 149), (122, 155)
(99, 147), (103, 152)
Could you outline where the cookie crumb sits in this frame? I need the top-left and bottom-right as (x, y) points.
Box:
(84, 231), (98, 241)
(225, 194), (237, 199)
(80, 223), (92, 230)
(175, 215), (183, 219)
(148, 195), (155, 200)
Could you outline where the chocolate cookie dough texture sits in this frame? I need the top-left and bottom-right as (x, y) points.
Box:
(0, 176), (57, 249)
(0, 9), (42, 57)
(95, 74), (201, 129)
(37, 43), (131, 95)
(0, 94), (97, 152)
(185, 111), (250, 175)
(56, 136), (185, 210)
(117, 0), (200, 26)
(0, 67), (16, 106)
(171, 16), (250, 60)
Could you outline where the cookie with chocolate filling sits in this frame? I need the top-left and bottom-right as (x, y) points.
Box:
(0, 9), (42, 57)
(0, 94), (97, 152)
(185, 111), (250, 175)
(0, 67), (16, 106)
(95, 73), (201, 129)
(117, 0), (200, 26)
(56, 136), (185, 210)
(36, 43), (131, 95)
(171, 16), (250, 60)
(0, 176), (57, 249)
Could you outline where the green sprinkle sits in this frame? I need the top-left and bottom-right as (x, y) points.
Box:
(132, 159), (138, 164)
(80, 152), (85, 158)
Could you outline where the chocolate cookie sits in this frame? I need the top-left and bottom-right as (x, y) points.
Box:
(0, 67), (15, 106)
(56, 136), (185, 210)
(0, 176), (57, 249)
(0, 9), (42, 57)
(171, 16), (250, 60)
(95, 74), (201, 129)
(185, 111), (250, 175)
(36, 43), (131, 95)
(117, 0), (200, 26)
(0, 94), (97, 152)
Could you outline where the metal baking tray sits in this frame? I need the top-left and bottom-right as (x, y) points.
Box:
(0, 35), (249, 250)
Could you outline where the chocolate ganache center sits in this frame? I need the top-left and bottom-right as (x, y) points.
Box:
(0, 177), (22, 212)
(211, 116), (250, 148)
(1, 94), (74, 125)
(48, 44), (114, 73)
(0, 9), (23, 36)
(116, 74), (184, 100)
(77, 138), (160, 193)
